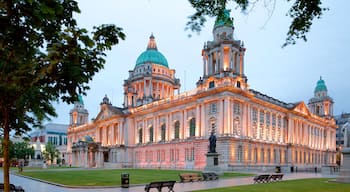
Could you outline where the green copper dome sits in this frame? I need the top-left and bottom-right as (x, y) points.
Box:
(214, 9), (234, 28)
(314, 77), (328, 93)
(135, 34), (169, 68)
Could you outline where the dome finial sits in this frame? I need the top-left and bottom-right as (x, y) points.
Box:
(147, 33), (157, 50)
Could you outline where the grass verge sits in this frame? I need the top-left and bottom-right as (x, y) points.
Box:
(195, 178), (350, 192)
(18, 169), (253, 186)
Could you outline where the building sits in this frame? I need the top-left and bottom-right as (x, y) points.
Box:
(30, 123), (68, 165)
(67, 10), (337, 172)
(334, 113), (350, 165)
(335, 113), (350, 148)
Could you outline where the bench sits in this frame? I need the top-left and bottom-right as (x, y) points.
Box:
(202, 172), (219, 181)
(253, 174), (284, 184)
(144, 181), (176, 192)
(0, 183), (25, 192)
(179, 173), (203, 182)
(269, 174), (284, 182)
(253, 174), (271, 183)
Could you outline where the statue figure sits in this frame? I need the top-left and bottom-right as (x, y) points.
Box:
(209, 132), (217, 153)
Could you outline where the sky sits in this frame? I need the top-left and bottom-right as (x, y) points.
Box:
(51, 0), (350, 125)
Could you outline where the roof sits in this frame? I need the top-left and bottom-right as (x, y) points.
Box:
(135, 34), (169, 68)
(250, 89), (295, 109)
(314, 77), (328, 93)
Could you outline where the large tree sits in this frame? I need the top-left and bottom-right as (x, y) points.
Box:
(187, 0), (328, 47)
(42, 142), (59, 165)
(0, 0), (125, 191)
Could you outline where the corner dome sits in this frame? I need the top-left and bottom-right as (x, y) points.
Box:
(135, 34), (169, 68)
(314, 77), (328, 93)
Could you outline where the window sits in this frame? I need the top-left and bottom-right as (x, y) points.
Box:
(233, 117), (241, 136)
(210, 118), (217, 134)
(210, 103), (217, 113)
(138, 128), (143, 144)
(209, 81), (215, 88)
(189, 118), (196, 137)
(149, 126), (154, 142)
(236, 81), (241, 88)
(174, 121), (180, 139)
(161, 124), (166, 141)
(234, 102), (241, 115)
(237, 145), (243, 162)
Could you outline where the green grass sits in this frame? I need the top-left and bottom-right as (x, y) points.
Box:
(196, 178), (350, 192)
(19, 169), (253, 186)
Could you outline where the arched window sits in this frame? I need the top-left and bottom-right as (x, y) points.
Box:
(161, 124), (166, 141)
(149, 126), (154, 142)
(174, 121), (180, 139)
(138, 128), (143, 144)
(189, 118), (196, 137)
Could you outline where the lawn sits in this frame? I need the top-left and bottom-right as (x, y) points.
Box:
(19, 169), (253, 186)
(196, 178), (350, 192)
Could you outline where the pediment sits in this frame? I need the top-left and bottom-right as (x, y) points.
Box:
(292, 101), (311, 116)
(95, 105), (124, 121)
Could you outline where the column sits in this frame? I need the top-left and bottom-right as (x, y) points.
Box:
(201, 104), (206, 137)
(218, 99), (223, 135)
(144, 79), (147, 97)
(150, 79), (153, 98)
(244, 103), (250, 137)
(215, 51), (219, 73)
(223, 98), (228, 134)
(182, 110), (187, 139)
(287, 115), (293, 143)
(203, 54), (207, 76)
(195, 105), (200, 137)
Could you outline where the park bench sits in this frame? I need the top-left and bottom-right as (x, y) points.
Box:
(144, 180), (176, 192)
(0, 183), (25, 192)
(202, 172), (219, 181)
(179, 173), (203, 182)
(253, 174), (271, 183)
(269, 174), (284, 182)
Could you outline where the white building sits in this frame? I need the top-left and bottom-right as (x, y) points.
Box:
(67, 10), (337, 172)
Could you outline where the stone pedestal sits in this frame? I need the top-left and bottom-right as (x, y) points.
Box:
(204, 153), (222, 175)
(336, 148), (350, 183)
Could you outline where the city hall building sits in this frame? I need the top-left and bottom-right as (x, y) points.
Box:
(67, 11), (337, 172)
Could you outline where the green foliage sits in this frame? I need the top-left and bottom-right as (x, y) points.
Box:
(0, 139), (34, 160)
(187, 0), (327, 47)
(0, 0), (125, 190)
(42, 142), (59, 164)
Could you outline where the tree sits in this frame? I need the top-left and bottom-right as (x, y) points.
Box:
(186, 0), (328, 47)
(0, 0), (125, 191)
(42, 142), (59, 165)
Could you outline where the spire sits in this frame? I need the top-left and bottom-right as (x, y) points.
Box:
(147, 33), (157, 50)
(78, 94), (84, 105)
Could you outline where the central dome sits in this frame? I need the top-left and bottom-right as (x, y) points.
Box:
(135, 34), (169, 68)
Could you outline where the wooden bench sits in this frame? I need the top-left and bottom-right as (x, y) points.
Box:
(269, 174), (284, 182)
(0, 183), (25, 192)
(202, 172), (219, 181)
(179, 173), (203, 182)
(253, 174), (271, 183)
(144, 180), (176, 192)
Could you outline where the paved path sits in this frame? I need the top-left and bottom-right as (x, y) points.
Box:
(2, 170), (338, 192)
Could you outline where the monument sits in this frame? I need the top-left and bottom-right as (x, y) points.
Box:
(204, 132), (222, 174)
(337, 122), (350, 183)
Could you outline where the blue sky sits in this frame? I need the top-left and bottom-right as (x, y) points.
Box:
(52, 0), (350, 124)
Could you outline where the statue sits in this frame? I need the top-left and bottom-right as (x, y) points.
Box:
(209, 132), (217, 153)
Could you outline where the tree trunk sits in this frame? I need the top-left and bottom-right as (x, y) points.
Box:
(3, 111), (10, 192)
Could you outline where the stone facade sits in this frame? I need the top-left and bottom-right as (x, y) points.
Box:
(66, 11), (337, 172)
